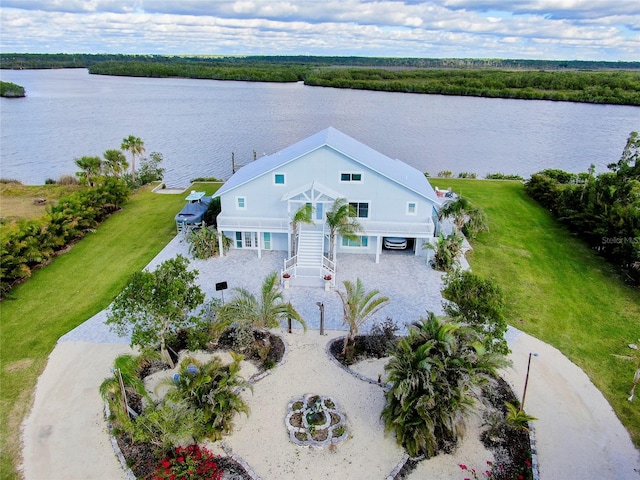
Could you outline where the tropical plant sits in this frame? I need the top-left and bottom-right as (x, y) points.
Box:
(121, 135), (145, 183)
(164, 354), (251, 440)
(438, 196), (488, 239)
(102, 149), (129, 178)
(153, 445), (222, 480)
(337, 277), (389, 357)
(74, 155), (102, 186)
(442, 270), (509, 354)
(215, 271), (306, 331)
(106, 255), (205, 368)
(203, 196), (222, 227)
(381, 314), (509, 457)
(290, 203), (314, 256)
(325, 198), (364, 260)
(136, 151), (165, 186)
(131, 400), (206, 455)
(424, 232), (464, 272)
(505, 401), (537, 431)
(187, 226), (231, 259)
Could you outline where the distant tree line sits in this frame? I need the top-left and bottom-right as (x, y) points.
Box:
(304, 68), (640, 105)
(525, 132), (640, 284)
(2, 53), (639, 71)
(2, 53), (639, 105)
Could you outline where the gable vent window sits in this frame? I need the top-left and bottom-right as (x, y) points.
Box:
(274, 173), (285, 185)
(407, 202), (417, 215)
(341, 173), (362, 182)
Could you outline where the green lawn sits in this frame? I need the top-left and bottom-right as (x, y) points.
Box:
(431, 179), (640, 449)
(0, 183), (220, 480)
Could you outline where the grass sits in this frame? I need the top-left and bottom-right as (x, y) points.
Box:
(0, 183), (220, 480)
(431, 179), (640, 448)
(0, 183), (84, 222)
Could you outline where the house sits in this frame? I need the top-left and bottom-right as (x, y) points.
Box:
(214, 127), (442, 284)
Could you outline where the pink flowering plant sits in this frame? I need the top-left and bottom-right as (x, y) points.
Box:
(153, 445), (222, 480)
(459, 459), (532, 480)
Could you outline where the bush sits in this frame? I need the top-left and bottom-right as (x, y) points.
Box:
(437, 170), (453, 178)
(190, 176), (222, 182)
(57, 174), (79, 185)
(457, 172), (477, 179)
(485, 173), (524, 181)
(153, 445), (222, 480)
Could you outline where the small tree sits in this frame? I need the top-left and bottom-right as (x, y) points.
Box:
(106, 255), (205, 367)
(74, 155), (102, 186)
(290, 203), (314, 256)
(337, 278), (389, 356)
(216, 271), (306, 331)
(121, 135), (145, 183)
(188, 227), (231, 260)
(442, 270), (509, 354)
(439, 196), (488, 239)
(326, 198), (364, 260)
(103, 149), (129, 178)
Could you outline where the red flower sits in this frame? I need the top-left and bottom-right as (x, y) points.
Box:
(177, 457), (184, 463)
(459, 464), (468, 470)
(162, 460), (171, 468)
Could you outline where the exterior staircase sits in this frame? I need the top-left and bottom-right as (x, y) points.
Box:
(292, 229), (325, 287)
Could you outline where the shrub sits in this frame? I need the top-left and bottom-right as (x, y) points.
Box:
(153, 445), (222, 480)
(437, 170), (453, 178)
(485, 173), (524, 181)
(424, 232), (464, 272)
(190, 176), (222, 182)
(458, 172), (477, 179)
(57, 174), (79, 185)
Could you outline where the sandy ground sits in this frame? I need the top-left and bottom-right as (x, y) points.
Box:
(21, 328), (640, 480)
(20, 236), (640, 479)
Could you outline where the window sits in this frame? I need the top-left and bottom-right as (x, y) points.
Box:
(342, 236), (369, 247)
(340, 172), (362, 182)
(349, 202), (369, 218)
(263, 232), (271, 249)
(274, 173), (285, 185)
(235, 232), (242, 248)
(236, 197), (246, 209)
(407, 202), (417, 215)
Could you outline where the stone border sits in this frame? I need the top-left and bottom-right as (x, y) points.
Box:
(285, 393), (348, 448)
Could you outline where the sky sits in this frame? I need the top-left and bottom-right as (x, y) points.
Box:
(1, 1), (639, 61)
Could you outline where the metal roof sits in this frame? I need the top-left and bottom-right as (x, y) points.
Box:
(214, 127), (439, 203)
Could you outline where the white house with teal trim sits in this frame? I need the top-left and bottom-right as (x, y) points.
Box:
(214, 127), (442, 285)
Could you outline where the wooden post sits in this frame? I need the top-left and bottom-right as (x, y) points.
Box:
(232, 152), (235, 174)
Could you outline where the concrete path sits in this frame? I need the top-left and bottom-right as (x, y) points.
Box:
(22, 236), (640, 479)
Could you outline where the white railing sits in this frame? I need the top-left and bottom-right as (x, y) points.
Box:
(217, 215), (289, 231)
(358, 219), (435, 236)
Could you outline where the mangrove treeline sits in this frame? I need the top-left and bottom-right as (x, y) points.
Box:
(2, 53), (639, 105)
(525, 132), (640, 284)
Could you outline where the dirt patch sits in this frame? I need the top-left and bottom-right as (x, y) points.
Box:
(5, 358), (34, 373)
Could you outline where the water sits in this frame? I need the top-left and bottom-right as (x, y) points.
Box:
(1, 69), (638, 186)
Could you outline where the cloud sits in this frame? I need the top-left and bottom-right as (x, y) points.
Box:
(0, 0), (638, 60)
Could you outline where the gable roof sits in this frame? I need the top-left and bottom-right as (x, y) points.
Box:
(214, 127), (440, 204)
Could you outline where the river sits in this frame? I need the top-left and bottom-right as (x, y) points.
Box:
(1, 68), (638, 186)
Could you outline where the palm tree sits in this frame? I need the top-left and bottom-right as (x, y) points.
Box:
(121, 135), (145, 183)
(325, 198), (364, 261)
(290, 203), (314, 257)
(438, 196), (488, 239)
(74, 155), (102, 186)
(381, 314), (509, 457)
(102, 149), (129, 178)
(337, 277), (389, 356)
(216, 271), (306, 331)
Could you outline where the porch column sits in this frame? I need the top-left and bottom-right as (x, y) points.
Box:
(375, 235), (381, 264)
(218, 233), (224, 257)
(257, 231), (262, 259)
